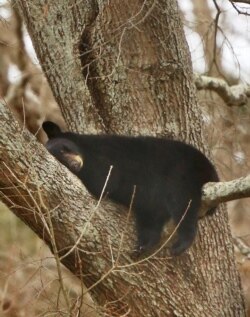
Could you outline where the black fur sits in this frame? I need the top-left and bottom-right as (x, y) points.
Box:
(43, 121), (219, 256)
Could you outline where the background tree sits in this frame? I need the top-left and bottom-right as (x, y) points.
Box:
(0, 0), (249, 316)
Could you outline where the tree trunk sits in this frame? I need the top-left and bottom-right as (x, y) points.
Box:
(0, 0), (245, 315)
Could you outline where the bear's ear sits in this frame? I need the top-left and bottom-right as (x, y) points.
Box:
(42, 121), (62, 139)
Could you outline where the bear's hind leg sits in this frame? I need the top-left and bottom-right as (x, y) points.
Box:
(170, 201), (199, 256)
(170, 221), (197, 256)
(135, 214), (164, 256)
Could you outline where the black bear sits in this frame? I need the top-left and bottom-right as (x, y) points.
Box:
(43, 121), (219, 256)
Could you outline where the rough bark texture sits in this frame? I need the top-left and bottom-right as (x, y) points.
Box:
(1, 0), (246, 316)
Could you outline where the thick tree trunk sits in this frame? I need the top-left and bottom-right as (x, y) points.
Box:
(1, 0), (246, 315)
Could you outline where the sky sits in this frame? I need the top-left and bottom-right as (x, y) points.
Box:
(179, 0), (250, 83)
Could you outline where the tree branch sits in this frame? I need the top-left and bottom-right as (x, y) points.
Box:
(200, 176), (250, 216)
(194, 74), (250, 106)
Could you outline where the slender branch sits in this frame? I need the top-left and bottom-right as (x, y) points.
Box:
(194, 74), (250, 106)
(209, 0), (222, 75)
(229, 1), (250, 16)
(231, 0), (250, 4)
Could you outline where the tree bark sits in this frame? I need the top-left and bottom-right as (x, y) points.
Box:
(1, 0), (246, 315)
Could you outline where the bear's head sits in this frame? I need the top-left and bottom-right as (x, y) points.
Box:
(43, 121), (83, 172)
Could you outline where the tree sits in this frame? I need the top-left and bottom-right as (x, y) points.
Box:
(0, 0), (247, 316)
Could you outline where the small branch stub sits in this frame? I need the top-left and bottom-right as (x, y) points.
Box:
(201, 175), (250, 216)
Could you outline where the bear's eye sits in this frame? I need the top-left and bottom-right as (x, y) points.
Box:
(61, 145), (71, 153)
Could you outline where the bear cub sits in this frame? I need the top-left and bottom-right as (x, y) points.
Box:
(43, 121), (219, 256)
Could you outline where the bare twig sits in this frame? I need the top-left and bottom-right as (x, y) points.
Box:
(59, 165), (113, 261)
(231, 0), (250, 4)
(209, 0), (222, 75)
(229, 0), (250, 15)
